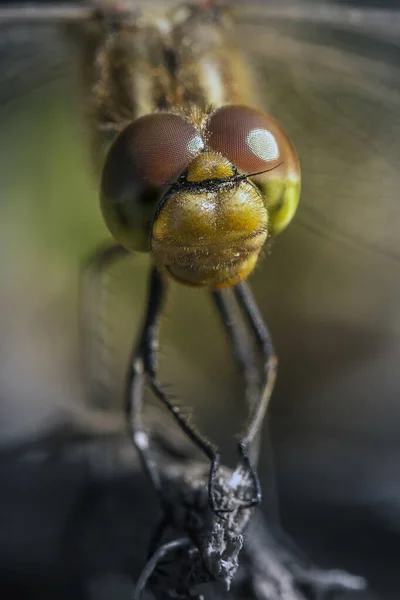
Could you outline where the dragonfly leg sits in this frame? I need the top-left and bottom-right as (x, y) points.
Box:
(79, 241), (129, 409)
(133, 538), (192, 600)
(211, 288), (261, 511)
(127, 266), (222, 512)
(233, 282), (278, 507)
(126, 352), (165, 495)
(211, 289), (261, 410)
(211, 284), (277, 510)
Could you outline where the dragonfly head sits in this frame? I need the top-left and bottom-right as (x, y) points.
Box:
(100, 105), (300, 284)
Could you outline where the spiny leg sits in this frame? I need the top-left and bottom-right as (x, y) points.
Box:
(211, 283), (277, 509)
(82, 251), (225, 518)
(211, 289), (280, 526)
(80, 243), (173, 589)
(233, 282), (277, 450)
(120, 267), (178, 590)
(127, 265), (223, 513)
(211, 288), (260, 410)
(211, 287), (262, 509)
(233, 282), (278, 507)
(126, 350), (164, 495)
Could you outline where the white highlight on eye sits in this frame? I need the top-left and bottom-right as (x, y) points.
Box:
(188, 135), (204, 155)
(247, 129), (280, 161)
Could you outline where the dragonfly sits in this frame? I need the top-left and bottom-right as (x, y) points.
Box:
(77, 0), (302, 513)
(1, 0), (399, 599)
(73, 1), (305, 595)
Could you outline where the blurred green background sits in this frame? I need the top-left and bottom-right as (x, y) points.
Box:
(1, 1), (400, 598)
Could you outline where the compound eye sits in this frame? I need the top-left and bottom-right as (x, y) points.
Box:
(101, 113), (204, 252)
(206, 105), (291, 174)
(206, 105), (300, 236)
(103, 112), (204, 188)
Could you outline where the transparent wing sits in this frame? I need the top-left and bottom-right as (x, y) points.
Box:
(0, 5), (82, 105)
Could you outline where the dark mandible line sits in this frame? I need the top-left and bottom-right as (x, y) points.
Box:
(235, 160), (285, 183)
(126, 265), (223, 510)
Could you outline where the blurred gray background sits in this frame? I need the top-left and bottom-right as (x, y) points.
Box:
(0, 1), (400, 598)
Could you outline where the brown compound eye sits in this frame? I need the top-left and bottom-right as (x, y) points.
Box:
(101, 113), (204, 252)
(206, 105), (290, 174)
(206, 105), (301, 235)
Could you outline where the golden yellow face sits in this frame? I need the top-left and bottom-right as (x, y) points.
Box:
(151, 152), (268, 287)
(100, 105), (301, 288)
